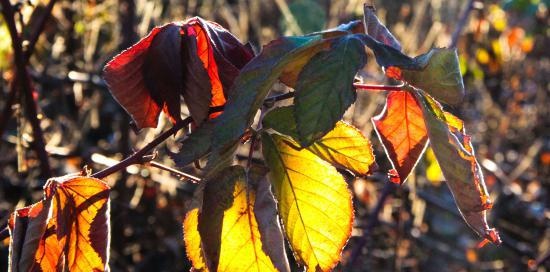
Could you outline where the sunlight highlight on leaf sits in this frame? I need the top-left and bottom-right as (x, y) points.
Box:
(262, 133), (353, 271)
(8, 175), (110, 272)
(198, 166), (287, 271)
(263, 106), (375, 175)
(373, 91), (429, 183)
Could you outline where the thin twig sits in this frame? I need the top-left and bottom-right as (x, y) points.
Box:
(1, 0), (52, 177)
(91, 117), (193, 179)
(23, 0), (57, 60)
(450, 0), (475, 48)
(148, 161), (201, 182)
(0, 225), (8, 241)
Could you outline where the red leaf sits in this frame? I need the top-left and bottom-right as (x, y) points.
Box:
(103, 17), (253, 129)
(373, 91), (429, 184)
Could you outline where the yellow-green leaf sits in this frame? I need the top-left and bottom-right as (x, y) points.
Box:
(262, 133), (353, 271)
(198, 166), (287, 271)
(183, 184), (208, 271)
(263, 106), (375, 175)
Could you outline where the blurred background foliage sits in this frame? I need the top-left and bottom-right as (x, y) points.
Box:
(0, 0), (548, 271)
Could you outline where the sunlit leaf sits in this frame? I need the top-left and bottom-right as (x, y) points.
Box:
(401, 49), (465, 105)
(372, 91), (429, 183)
(294, 35), (367, 146)
(103, 17), (253, 128)
(198, 166), (288, 271)
(8, 175), (110, 272)
(262, 133), (353, 271)
(183, 184), (208, 271)
(263, 106), (375, 175)
(414, 91), (501, 245)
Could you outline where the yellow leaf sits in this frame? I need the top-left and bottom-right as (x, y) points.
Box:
(307, 121), (375, 175)
(183, 184), (208, 271)
(262, 133), (354, 271)
(198, 166), (285, 272)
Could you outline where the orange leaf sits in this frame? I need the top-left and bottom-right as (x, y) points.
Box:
(373, 91), (429, 183)
(8, 175), (110, 272)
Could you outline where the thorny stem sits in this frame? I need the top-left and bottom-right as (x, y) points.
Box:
(1, 0), (53, 177)
(91, 117), (193, 179)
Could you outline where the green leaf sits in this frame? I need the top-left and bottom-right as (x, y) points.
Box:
(263, 106), (375, 175)
(401, 48), (465, 105)
(211, 35), (325, 151)
(294, 35), (367, 146)
(262, 133), (353, 271)
(197, 166), (288, 271)
(414, 91), (500, 244)
(169, 120), (215, 167)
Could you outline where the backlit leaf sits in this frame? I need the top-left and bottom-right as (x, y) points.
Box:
(103, 17), (253, 128)
(263, 106), (375, 175)
(183, 184), (208, 271)
(8, 175), (110, 272)
(414, 91), (501, 245)
(198, 166), (287, 271)
(294, 35), (367, 146)
(400, 49), (465, 105)
(262, 133), (353, 271)
(372, 91), (429, 183)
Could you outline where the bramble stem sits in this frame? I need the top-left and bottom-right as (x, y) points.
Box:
(91, 117), (193, 179)
(353, 83), (404, 92)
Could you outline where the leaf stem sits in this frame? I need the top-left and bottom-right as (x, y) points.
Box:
(91, 117), (193, 179)
(353, 83), (404, 92)
(0, 225), (8, 241)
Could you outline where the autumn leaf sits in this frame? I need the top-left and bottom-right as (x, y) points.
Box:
(372, 91), (429, 183)
(414, 91), (501, 245)
(294, 35), (367, 146)
(262, 133), (353, 271)
(396, 49), (465, 105)
(8, 174), (110, 272)
(183, 183), (208, 271)
(263, 106), (375, 175)
(197, 166), (289, 271)
(103, 17), (253, 129)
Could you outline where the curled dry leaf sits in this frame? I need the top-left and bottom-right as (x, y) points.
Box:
(103, 17), (253, 129)
(414, 91), (501, 245)
(8, 175), (110, 272)
(372, 91), (429, 184)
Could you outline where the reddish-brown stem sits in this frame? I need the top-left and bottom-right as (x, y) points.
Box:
(1, 0), (52, 177)
(91, 117), (193, 179)
(23, 0), (57, 60)
(353, 83), (404, 92)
